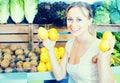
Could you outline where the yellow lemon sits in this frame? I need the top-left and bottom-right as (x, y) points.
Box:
(102, 31), (114, 40)
(38, 27), (48, 40)
(54, 47), (59, 55)
(56, 54), (61, 60)
(46, 62), (52, 72)
(48, 28), (59, 41)
(40, 53), (49, 63)
(40, 47), (48, 54)
(57, 59), (61, 64)
(37, 62), (47, 72)
(58, 47), (65, 58)
(98, 39), (110, 52)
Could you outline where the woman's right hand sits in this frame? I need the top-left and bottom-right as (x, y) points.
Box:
(42, 39), (56, 51)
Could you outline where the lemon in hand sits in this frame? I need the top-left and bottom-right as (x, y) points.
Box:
(102, 31), (114, 40)
(98, 39), (110, 52)
(58, 47), (65, 58)
(40, 47), (48, 54)
(38, 27), (48, 40)
(48, 28), (59, 41)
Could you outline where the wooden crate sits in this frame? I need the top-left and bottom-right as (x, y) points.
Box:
(1, 24), (119, 49)
(0, 24), (39, 49)
(33, 26), (72, 48)
(0, 24), (71, 50)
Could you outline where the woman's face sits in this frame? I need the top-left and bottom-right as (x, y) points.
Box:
(66, 7), (92, 37)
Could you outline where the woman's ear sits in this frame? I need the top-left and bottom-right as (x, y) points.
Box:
(88, 18), (93, 26)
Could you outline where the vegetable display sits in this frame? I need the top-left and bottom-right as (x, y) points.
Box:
(93, 0), (120, 25)
(0, 0), (9, 24)
(0, 0), (38, 24)
(10, 0), (24, 23)
(24, 0), (38, 23)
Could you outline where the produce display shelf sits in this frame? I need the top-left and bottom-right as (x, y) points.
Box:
(0, 72), (68, 83)
(0, 67), (119, 82)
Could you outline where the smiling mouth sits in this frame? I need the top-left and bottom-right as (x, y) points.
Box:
(71, 28), (80, 33)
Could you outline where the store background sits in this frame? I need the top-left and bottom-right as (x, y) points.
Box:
(0, 0), (120, 83)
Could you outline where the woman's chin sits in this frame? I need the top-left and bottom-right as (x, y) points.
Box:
(72, 33), (79, 37)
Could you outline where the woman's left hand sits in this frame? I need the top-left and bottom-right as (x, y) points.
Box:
(92, 36), (116, 63)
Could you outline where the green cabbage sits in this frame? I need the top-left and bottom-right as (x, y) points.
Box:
(24, 0), (38, 23)
(93, 6), (110, 25)
(0, 0), (9, 24)
(10, 0), (24, 23)
(110, 10), (120, 24)
(116, 0), (120, 11)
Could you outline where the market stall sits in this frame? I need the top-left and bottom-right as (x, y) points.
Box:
(0, 0), (120, 83)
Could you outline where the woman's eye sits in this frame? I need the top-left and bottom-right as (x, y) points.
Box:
(67, 18), (73, 22)
(76, 19), (82, 22)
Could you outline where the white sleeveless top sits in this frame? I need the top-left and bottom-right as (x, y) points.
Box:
(65, 37), (101, 83)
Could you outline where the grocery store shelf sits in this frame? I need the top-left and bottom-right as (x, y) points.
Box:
(0, 67), (119, 83)
(0, 72), (68, 81)
(111, 66), (120, 74)
(0, 72), (27, 79)
(27, 72), (55, 81)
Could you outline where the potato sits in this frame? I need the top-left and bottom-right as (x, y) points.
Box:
(4, 53), (12, 60)
(5, 67), (13, 73)
(2, 48), (11, 54)
(30, 66), (37, 72)
(17, 55), (25, 60)
(15, 49), (23, 55)
(1, 59), (10, 68)
(23, 62), (31, 69)
(9, 44), (18, 51)
(30, 60), (38, 67)
(16, 61), (23, 68)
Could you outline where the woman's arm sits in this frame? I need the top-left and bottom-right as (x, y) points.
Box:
(43, 39), (68, 81)
(97, 37), (116, 83)
(97, 53), (115, 83)
(93, 37), (116, 83)
(48, 48), (68, 80)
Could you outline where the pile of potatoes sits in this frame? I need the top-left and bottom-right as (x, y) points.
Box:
(0, 44), (40, 73)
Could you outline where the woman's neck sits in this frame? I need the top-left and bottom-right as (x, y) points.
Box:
(75, 33), (96, 44)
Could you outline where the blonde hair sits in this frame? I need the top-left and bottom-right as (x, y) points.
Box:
(66, 1), (93, 19)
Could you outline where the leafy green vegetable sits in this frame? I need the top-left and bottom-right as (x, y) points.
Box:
(96, 32), (103, 39)
(104, 0), (117, 12)
(109, 10), (120, 24)
(116, 0), (120, 11)
(0, 0), (9, 23)
(112, 32), (120, 41)
(10, 0), (24, 23)
(111, 55), (120, 66)
(24, 0), (38, 23)
(93, 6), (110, 25)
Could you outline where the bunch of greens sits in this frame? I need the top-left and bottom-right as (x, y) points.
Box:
(0, 0), (9, 24)
(24, 0), (38, 23)
(10, 0), (24, 23)
(93, 0), (120, 25)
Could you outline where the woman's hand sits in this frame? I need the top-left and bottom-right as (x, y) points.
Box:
(37, 33), (57, 50)
(42, 39), (56, 51)
(92, 36), (116, 63)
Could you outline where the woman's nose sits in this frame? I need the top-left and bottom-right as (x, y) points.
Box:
(71, 20), (77, 28)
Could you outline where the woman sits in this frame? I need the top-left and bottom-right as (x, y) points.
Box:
(42, 1), (116, 83)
